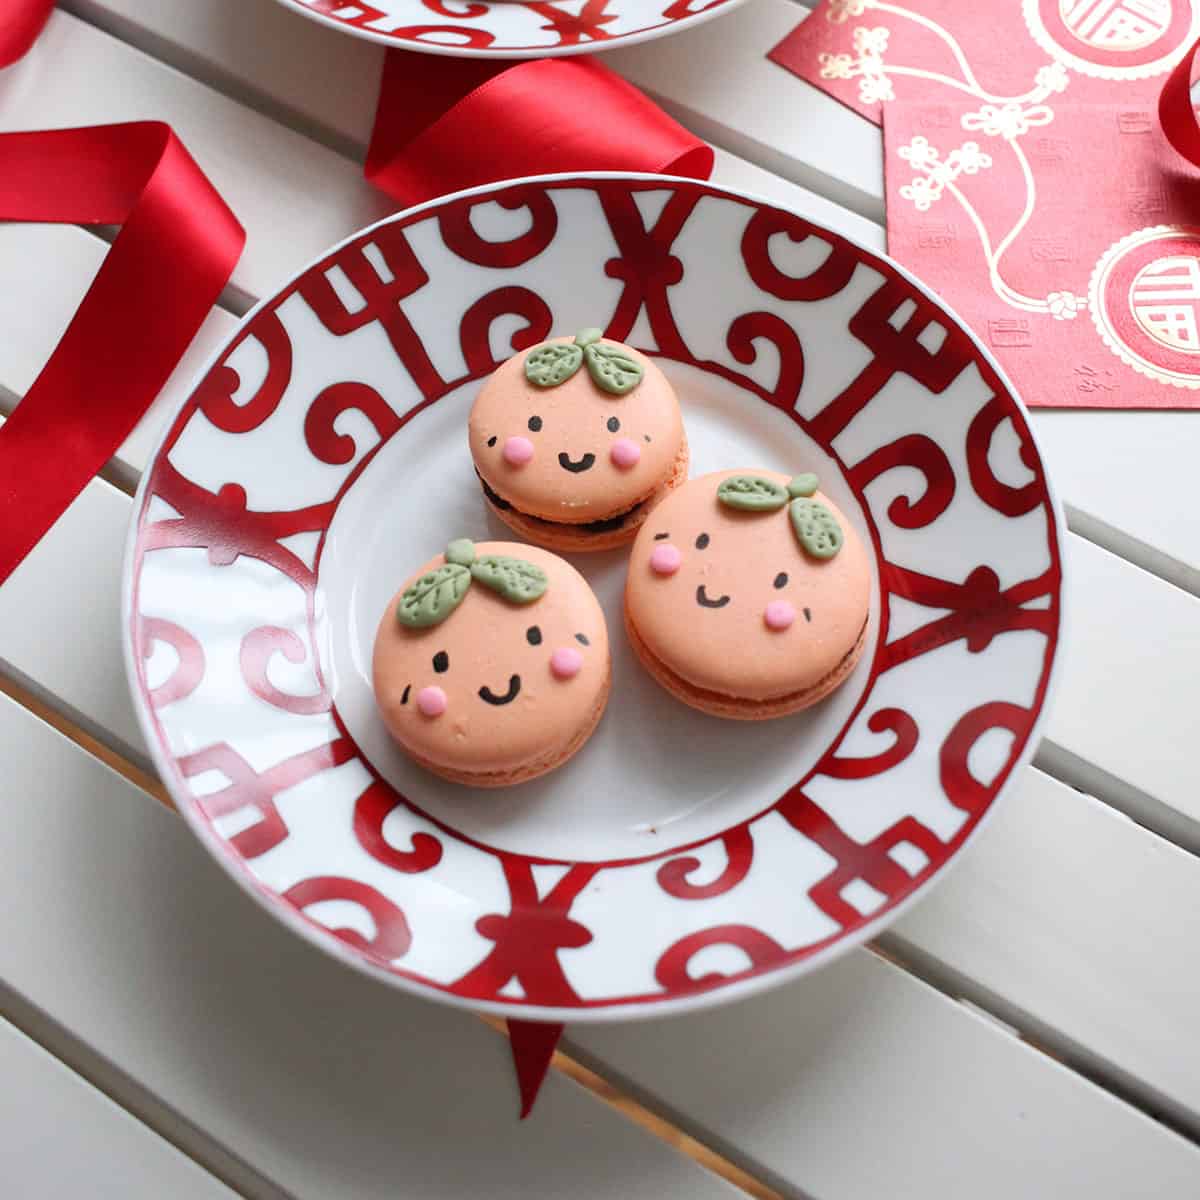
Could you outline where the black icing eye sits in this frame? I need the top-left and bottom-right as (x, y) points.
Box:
(526, 625), (542, 646)
(401, 684), (411, 705)
(486, 435), (497, 447)
(607, 416), (620, 433)
(528, 415), (543, 432)
(653, 531), (669, 540)
(695, 532), (710, 550)
(774, 572), (788, 589)
(575, 633), (590, 646)
(433, 651), (449, 674)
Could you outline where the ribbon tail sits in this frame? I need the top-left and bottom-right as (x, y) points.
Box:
(507, 1019), (564, 1119)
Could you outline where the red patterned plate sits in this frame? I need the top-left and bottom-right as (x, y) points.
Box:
(122, 173), (1065, 1020)
(272, 0), (748, 57)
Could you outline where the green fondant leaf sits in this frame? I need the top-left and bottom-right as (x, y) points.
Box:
(787, 473), (819, 498)
(470, 555), (548, 604)
(397, 563), (471, 628)
(716, 474), (789, 511)
(583, 342), (643, 395)
(574, 327), (603, 347)
(445, 538), (476, 566)
(790, 498), (844, 559)
(526, 342), (583, 388)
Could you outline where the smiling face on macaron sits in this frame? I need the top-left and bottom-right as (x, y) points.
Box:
(373, 540), (610, 784)
(468, 333), (685, 527)
(624, 469), (872, 716)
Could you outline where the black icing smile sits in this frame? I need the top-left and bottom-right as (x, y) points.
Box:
(558, 451), (596, 473)
(479, 674), (522, 706)
(696, 585), (730, 609)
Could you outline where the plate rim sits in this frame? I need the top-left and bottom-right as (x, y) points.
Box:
(270, 0), (753, 58)
(120, 169), (1069, 1022)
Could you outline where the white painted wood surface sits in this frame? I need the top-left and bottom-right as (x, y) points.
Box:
(0, 693), (739, 1200)
(3, 0), (1200, 1195)
(3, 692), (1196, 1199)
(0, 1020), (237, 1200)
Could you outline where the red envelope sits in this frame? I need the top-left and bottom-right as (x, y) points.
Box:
(770, 0), (1200, 408)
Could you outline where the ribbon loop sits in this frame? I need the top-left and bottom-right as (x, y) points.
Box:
(0, 122), (244, 584)
(367, 50), (714, 206)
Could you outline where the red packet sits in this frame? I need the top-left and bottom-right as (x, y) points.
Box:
(770, 0), (1200, 408)
(885, 100), (1200, 407)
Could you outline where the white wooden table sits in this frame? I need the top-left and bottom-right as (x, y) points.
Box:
(2, 2), (1199, 1196)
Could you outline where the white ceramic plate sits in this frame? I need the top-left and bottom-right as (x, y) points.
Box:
(123, 173), (1065, 1021)
(273, 0), (749, 57)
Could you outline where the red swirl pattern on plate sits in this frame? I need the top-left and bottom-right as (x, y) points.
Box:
(279, 0), (747, 56)
(127, 176), (1064, 1018)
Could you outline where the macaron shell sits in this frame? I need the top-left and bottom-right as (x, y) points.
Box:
(469, 337), (684, 523)
(625, 470), (872, 705)
(373, 542), (610, 781)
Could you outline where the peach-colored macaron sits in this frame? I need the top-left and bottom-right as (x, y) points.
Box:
(468, 329), (688, 553)
(625, 470), (871, 720)
(373, 538), (610, 787)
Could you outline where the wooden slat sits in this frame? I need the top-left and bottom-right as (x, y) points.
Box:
(0, 1019), (237, 1200)
(884, 766), (1200, 1130)
(0, 692), (739, 1200)
(567, 950), (1200, 1200)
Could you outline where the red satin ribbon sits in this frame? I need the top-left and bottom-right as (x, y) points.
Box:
(0, 0), (52, 67)
(0, 121), (245, 583)
(1159, 37), (1200, 165)
(366, 49), (714, 206)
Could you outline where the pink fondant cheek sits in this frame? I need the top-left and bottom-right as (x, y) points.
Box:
(649, 543), (682, 576)
(502, 436), (534, 466)
(416, 685), (448, 717)
(550, 647), (583, 680)
(610, 437), (641, 468)
(763, 600), (796, 631)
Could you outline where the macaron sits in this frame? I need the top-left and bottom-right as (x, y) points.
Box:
(372, 538), (610, 787)
(624, 470), (871, 720)
(468, 328), (688, 552)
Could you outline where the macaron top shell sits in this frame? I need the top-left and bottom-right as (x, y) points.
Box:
(625, 470), (872, 703)
(469, 337), (684, 524)
(373, 542), (609, 775)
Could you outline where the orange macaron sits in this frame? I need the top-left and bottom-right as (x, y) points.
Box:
(624, 470), (871, 720)
(468, 328), (688, 553)
(372, 538), (610, 787)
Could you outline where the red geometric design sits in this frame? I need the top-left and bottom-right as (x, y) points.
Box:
(279, 0), (744, 54)
(127, 177), (1064, 1016)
